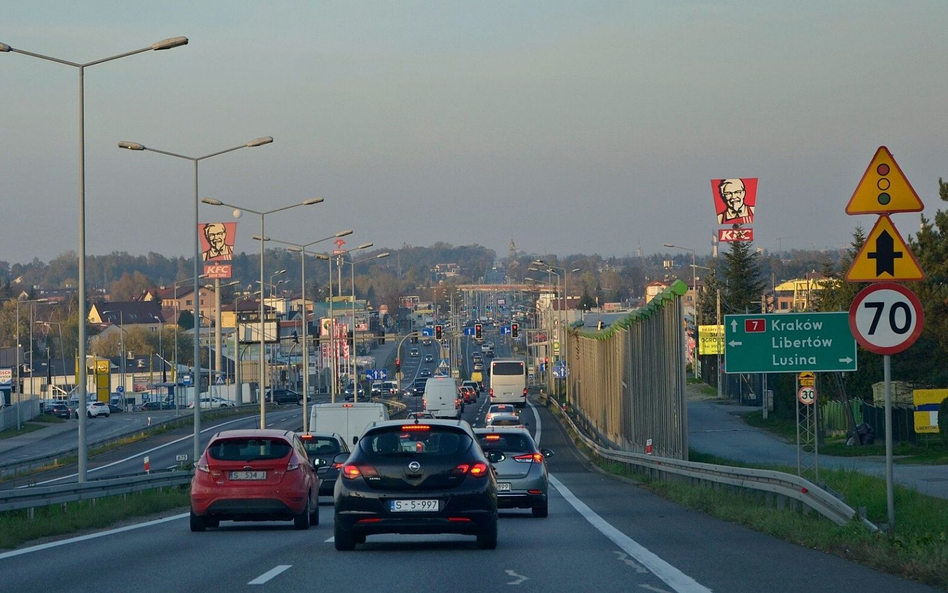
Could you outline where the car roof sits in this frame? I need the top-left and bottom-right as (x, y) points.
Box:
(298, 431), (343, 441)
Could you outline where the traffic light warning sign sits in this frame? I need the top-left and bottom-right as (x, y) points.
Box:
(846, 215), (924, 282)
(846, 146), (924, 215)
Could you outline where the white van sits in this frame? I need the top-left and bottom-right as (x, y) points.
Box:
(309, 402), (390, 447)
(423, 376), (460, 419)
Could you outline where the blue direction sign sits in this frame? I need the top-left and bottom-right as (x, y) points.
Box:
(499, 326), (511, 335)
(724, 312), (857, 373)
(366, 369), (389, 380)
(421, 328), (434, 337)
(182, 374), (192, 386)
(463, 327), (475, 336)
(553, 364), (567, 378)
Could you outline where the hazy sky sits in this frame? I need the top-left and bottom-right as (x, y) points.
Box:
(3, 1), (947, 265)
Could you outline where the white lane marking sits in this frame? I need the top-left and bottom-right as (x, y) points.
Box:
(0, 513), (188, 561)
(505, 569), (528, 585)
(528, 401), (541, 445)
(32, 415), (279, 486)
(249, 565), (292, 585)
(615, 550), (649, 573)
(325, 536), (334, 543)
(549, 475), (711, 593)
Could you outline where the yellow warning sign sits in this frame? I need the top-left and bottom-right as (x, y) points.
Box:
(846, 215), (925, 282)
(698, 324), (724, 355)
(913, 389), (946, 434)
(798, 372), (815, 387)
(846, 146), (924, 215)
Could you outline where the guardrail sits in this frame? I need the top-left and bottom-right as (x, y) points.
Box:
(0, 471), (193, 514)
(551, 399), (878, 531)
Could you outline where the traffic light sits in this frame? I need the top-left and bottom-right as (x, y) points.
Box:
(395, 359), (401, 373)
(377, 330), (385, 346)
(435, 325), (443, 340)
(412, 334), (418, 344)
(511, 323), (519, 338)
(475, 324), (482, 340)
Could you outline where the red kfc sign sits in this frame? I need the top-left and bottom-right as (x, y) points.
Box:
(718, 228), (754, 243)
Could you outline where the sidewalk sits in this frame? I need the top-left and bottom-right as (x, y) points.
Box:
(686, 382), (948, 499)
(0, 420), (76, 458)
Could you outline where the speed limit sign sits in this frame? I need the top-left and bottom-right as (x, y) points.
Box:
(848, 282), (924, 355)
(798, 386), (816, 405)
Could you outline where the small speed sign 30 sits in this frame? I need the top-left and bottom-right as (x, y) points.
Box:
(848, 282), (924, 355)
(798, 386), (816, 405)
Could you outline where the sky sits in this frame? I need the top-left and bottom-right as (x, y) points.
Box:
(3, 1), (948, 266)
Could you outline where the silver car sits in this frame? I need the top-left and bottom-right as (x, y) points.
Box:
(474, 427), (552, 517)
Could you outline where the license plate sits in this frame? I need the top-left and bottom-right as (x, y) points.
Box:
(497, 482), (511, 492)
(229, 471), (266, 480)
(390, 499), (439, 512)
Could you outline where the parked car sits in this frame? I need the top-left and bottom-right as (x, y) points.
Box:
(190, 429), (320, 531)
(86, 401), (111, 418)
(299, 432), (350, 496)
(108, 403), (125, 413)
(188, 397), (235, 409)
(475, 427), (553, 517)
(43, 402), (72, 419)
(332, 419), (498, 550)
(140, 400), (176, 411)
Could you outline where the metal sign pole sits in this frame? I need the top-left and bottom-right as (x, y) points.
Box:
(795, 374), (801, 476)
(884, 353), (895, 534)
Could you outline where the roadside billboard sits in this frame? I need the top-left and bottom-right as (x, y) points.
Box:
(199, 221), (237, 279)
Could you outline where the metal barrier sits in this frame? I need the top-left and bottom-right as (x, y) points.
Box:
(568, 280), (689, 459)
(0, 471), (193, 513)
(555, 401), (877, 531)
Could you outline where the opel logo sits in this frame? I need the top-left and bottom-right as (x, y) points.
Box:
(408, 461), (421, 472)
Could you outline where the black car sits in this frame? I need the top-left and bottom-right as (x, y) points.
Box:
(43, 402), (72, 419)
(140, 400), (176, 411)
(332, 419), (499, 550)
(419, 368), (432, 378)
(300, 432), (351, 496)
(268, 389), (302, 405)
(411, 379), (428, 397)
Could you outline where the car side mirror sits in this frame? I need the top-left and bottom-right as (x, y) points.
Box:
(332, 452), (350, 465)
(352, 436), (358, 445)
(540, 448), (554, 458)
(486, 450), (506, 463)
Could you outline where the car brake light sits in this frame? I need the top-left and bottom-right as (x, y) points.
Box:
(343, 464), (379, 479)
(331, 462), (343, 469)
(454, 462), (489, 477)
(401, 424), (430, 431)
(514, 453), (544, 463)
(489, 388), (494, 397)
(343, 404), (353, 408)
(485, 434), (501, 441)
(300, 434), (313, 440)
(196, 461), (210, 473)
(523, 388), (527, 396)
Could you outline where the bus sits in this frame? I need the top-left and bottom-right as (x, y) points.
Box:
(489, 359), (527, 408)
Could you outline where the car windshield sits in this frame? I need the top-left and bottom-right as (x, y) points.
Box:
(208, 438), (291, 461)
(301, 438), (341, 457)
(361, 427), (471, 457)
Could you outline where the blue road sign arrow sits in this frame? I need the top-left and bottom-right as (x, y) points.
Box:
(421, 328), (434, 337)
(500, 326), (511, 335)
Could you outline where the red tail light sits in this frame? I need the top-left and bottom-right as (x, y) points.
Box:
(287, 454), (302, 471)
(489, 388), (494, 397)
(331, 462), (343, 469)
(514, 453), (544, 463)
(401, 424), (430, 431)
(522, 388), (527, 396)
(454, 462), (489, 477)
(343, 464), (378, 480)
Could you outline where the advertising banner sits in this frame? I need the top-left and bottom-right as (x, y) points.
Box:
(199, 221), (237, 279)
(711, 178), (758, 225)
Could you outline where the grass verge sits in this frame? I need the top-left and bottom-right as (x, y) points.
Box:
(0, 423), (45, 440)
(0, 487), (189, 550)
(554, 402), (948, 590)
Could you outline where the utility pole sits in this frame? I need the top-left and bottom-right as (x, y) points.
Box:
(716, 289), (722, 399)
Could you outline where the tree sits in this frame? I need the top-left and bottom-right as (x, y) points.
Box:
(177, 310), (194, 331)
(577, 288), (596, 311)
(721, 240), (765, 315)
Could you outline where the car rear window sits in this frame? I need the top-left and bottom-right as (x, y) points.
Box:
(477, 433), (533, 452)
(302, 438), (341, 457)
(209, 438), (291, 461)
(361, 427), (471, 457)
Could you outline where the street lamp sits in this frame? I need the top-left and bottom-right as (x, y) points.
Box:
(101, 310), (127, 403)
(269, 230), (354, 429)
(3, 35), (187, 482)
(119, 137), (272, 464)
(203, 196), (324, 428)
(13, 297), (48, 430)
(663, 243), (699, 380)
(334, 243), (374, 395)
(36, 321), (66, 401)
(203, 279), (239, 403)
(345, 251), (390, 402)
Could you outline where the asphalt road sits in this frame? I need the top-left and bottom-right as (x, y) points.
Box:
(0, 391), (940, 593)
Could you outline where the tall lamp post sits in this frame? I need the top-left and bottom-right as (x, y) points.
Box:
(345, 252), (391, 401)
(36, 321), (66, 400)
(101, 310), (127, 401)
(663, 243), (699, 380)
(269, 230), (354, 431)
(3, 35), (188, 482)
(203, 196), (324, 428)
(119, 137), (273, 464)
(314, 254), (335, 398)
(13, 298), (49, 430)
(532, 261), (580, 405)
(334, 243), (374, 394)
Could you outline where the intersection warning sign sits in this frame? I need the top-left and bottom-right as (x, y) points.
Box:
(846, 146), (924, 215)
(846, 215), (924, 282)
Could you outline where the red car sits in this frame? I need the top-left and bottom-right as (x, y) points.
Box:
(190, 429), (320, 531)
(459, 385), (477, 404)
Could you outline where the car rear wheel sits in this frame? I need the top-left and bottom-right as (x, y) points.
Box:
(532, 500), (549, 518)
(477, 518), (498, 549)
(294, 499), (311, 530)
(334, 518), (356, 551)
(309, 494), (320, 526)
(189, 509), (206, 532)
